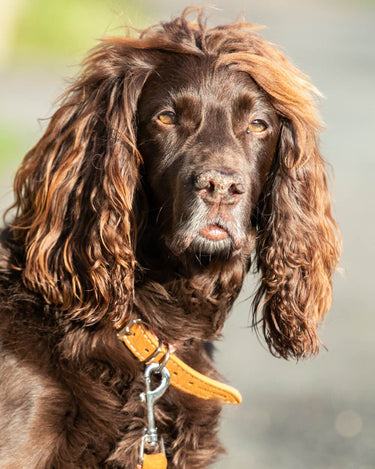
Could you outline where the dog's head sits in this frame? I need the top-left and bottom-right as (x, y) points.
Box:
(8, 10), (340, 358)
(137, 54), (280, 260)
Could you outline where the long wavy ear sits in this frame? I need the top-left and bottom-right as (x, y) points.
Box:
(253, 115), (341, 359)
(9, 39), (155, 325)
(211, 22), (342, 359)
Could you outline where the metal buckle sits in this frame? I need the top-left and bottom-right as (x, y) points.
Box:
(116, 318), (143, 338)
(117, 319), (170, 370)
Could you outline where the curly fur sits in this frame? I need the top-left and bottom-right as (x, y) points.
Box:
(0, 8), (340, 468)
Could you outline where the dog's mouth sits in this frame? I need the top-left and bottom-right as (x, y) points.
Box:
(164, 212), (250, 260)
(186, 222), (239, 258)
(199, 224), (230, 242)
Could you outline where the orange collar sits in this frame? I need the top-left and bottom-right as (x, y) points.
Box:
(116, 320), (242, 405)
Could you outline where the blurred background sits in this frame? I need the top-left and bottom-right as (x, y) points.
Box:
(0, 0), (374, 468)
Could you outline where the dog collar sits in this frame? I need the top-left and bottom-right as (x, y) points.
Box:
(116, 320), (242, 405)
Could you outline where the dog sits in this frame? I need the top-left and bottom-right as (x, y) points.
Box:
(0, 8), (341, 468)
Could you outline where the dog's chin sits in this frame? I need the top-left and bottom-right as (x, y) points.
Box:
(186, 222), (243, 262)
(188, 234), (234, 260)
(166, 234), (236, 262)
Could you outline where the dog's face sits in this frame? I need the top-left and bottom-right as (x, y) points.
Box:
(137, 54), (280, 259)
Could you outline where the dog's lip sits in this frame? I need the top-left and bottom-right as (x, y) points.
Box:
(166, 220), (246, 255)
(199, 224), (230, 241)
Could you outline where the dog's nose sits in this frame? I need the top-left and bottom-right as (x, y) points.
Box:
(195, 170), (245, 204)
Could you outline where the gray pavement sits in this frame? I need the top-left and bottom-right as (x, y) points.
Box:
(1, 1), (374, 467)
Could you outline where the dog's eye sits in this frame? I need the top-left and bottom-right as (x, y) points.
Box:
(157, 111), (176, 125)
(246, 120), (268, 134)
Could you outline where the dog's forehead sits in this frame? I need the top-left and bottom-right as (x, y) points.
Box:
(145, 53), (260, 102)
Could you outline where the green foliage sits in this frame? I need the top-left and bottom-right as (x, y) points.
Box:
(12, 0), (144, 61)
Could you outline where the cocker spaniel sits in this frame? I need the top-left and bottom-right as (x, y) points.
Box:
(0, 9), (340, 469)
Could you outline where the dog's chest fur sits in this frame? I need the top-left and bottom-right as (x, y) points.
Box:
(0, 241), (228, 469)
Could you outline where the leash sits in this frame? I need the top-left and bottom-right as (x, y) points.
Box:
(116, 319), (242, 468)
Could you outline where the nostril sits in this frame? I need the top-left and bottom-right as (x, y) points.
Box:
(229, 182), (245, 195)
(208, 180), (215, 193)
(195, 174), (219, 194)
(195, 174), (218, 194)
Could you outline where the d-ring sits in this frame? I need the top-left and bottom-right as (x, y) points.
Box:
(157, 345), (170, 373)
(141, 341), (170, 373)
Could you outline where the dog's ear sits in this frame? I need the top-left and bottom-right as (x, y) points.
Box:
(10, 40), (155, 324)
(253, 116), (341, 359)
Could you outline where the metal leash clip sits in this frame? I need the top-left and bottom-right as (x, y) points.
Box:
(138, 352), (170, 469)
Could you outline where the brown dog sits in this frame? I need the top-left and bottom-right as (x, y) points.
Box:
(0, 9), (340, 468)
